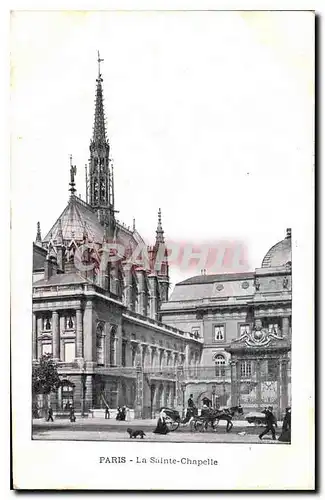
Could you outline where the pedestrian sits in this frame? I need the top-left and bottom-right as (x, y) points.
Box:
(153, 409), (170, 435)
(69, 405), (76, 423)
(46, 406), (54, 422)
(278, 407), (291, 443)
(259, 406), (277, 441)
(105, 403), (110, 420)
(187, 394), (195, 409)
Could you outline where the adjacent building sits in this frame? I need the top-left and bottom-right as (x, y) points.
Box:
(161, 231), (292, 417)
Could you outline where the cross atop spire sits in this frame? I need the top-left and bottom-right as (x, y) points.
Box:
(97, 50), (104, 78)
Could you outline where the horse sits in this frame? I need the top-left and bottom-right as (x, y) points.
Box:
(194, 405), (244, 433)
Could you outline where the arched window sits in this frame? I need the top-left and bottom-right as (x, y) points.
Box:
(96, 324), (105, 366)
(109, 328), (116, 366)
(215, 354), (226, 377)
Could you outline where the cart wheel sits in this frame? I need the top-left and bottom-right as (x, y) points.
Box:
(166, 419), (179, 432)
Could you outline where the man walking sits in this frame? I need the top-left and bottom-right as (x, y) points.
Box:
(46, 406), (54, 422)
(259, 406), (277, 440)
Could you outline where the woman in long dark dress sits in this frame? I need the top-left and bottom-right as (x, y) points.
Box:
(153, 409), (170, 435)
(278, 407), (291, 443)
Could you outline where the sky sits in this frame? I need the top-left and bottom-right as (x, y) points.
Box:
(10, 10), (314, 289)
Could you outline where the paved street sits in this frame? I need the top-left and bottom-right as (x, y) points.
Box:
(32, 418), (286, 444)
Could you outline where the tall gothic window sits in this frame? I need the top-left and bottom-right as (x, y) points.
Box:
(215, 354), (226, 377)
(109, 328), (116, 366)
(96, 324), (105, 366)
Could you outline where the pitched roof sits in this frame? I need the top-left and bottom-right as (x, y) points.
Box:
(43, 196), (104, 244)
(42, 195), (144, 250)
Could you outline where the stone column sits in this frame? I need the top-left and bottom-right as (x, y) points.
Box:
(76, 309), (83, 359)
(125, 268), (133, 310)
(136, 269), (147, 317)
(83, 301), (94, 362)
(176, 365), (184, 413)
(37, 317), (43, 358)
(84, 375), (93, 411)
(280, 359), (289, 414)
(282, 317), (290, 338)
(230, 361), (238, 407)
(185, 344), (190, 367)
(256, 359), (262, 410)
(135, 364), (144, 418)
(151, 384), (157, 418)
(52, 311), (60, 360)
(32, 313), (37, 360)
(148, 276), (158, 319)
(59, 315), (65, 360)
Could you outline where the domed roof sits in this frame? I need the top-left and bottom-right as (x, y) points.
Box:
(261, 229), (292, 268)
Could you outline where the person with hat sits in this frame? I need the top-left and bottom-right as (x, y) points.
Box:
(259, 406), (277, 441)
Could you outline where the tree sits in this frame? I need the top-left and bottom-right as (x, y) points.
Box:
(32, 354), (61, 396)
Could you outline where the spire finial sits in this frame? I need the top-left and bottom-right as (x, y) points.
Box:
(97, 50), (104, 78)
(35, 221), (42, 243)
(133, 218), (136, 231)
(69, 154), (77, 196)
(286, 228), (292, 239)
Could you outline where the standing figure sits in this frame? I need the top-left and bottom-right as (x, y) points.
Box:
(69, 405), (76, 422)
(259, 406), (277, 441)
(153, 409), (170, 435)
(116, 406), (123, 421)
(278, 407), (291, 443)
(105, 403), (110, 420)
(46, 406), (54, 422)
(121, 406), (127, 421)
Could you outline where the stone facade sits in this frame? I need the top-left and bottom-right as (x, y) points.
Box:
(161, 230), (292, 418)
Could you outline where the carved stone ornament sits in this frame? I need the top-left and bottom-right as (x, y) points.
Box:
(242, 281), (249, 289)
(216, 283), (224, 291)
(235, 321), (283, 347)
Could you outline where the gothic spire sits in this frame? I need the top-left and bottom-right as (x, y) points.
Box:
(92, 50), (107, 145)
(155, 208), (165, 245)
(88, 51), (113, 214)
